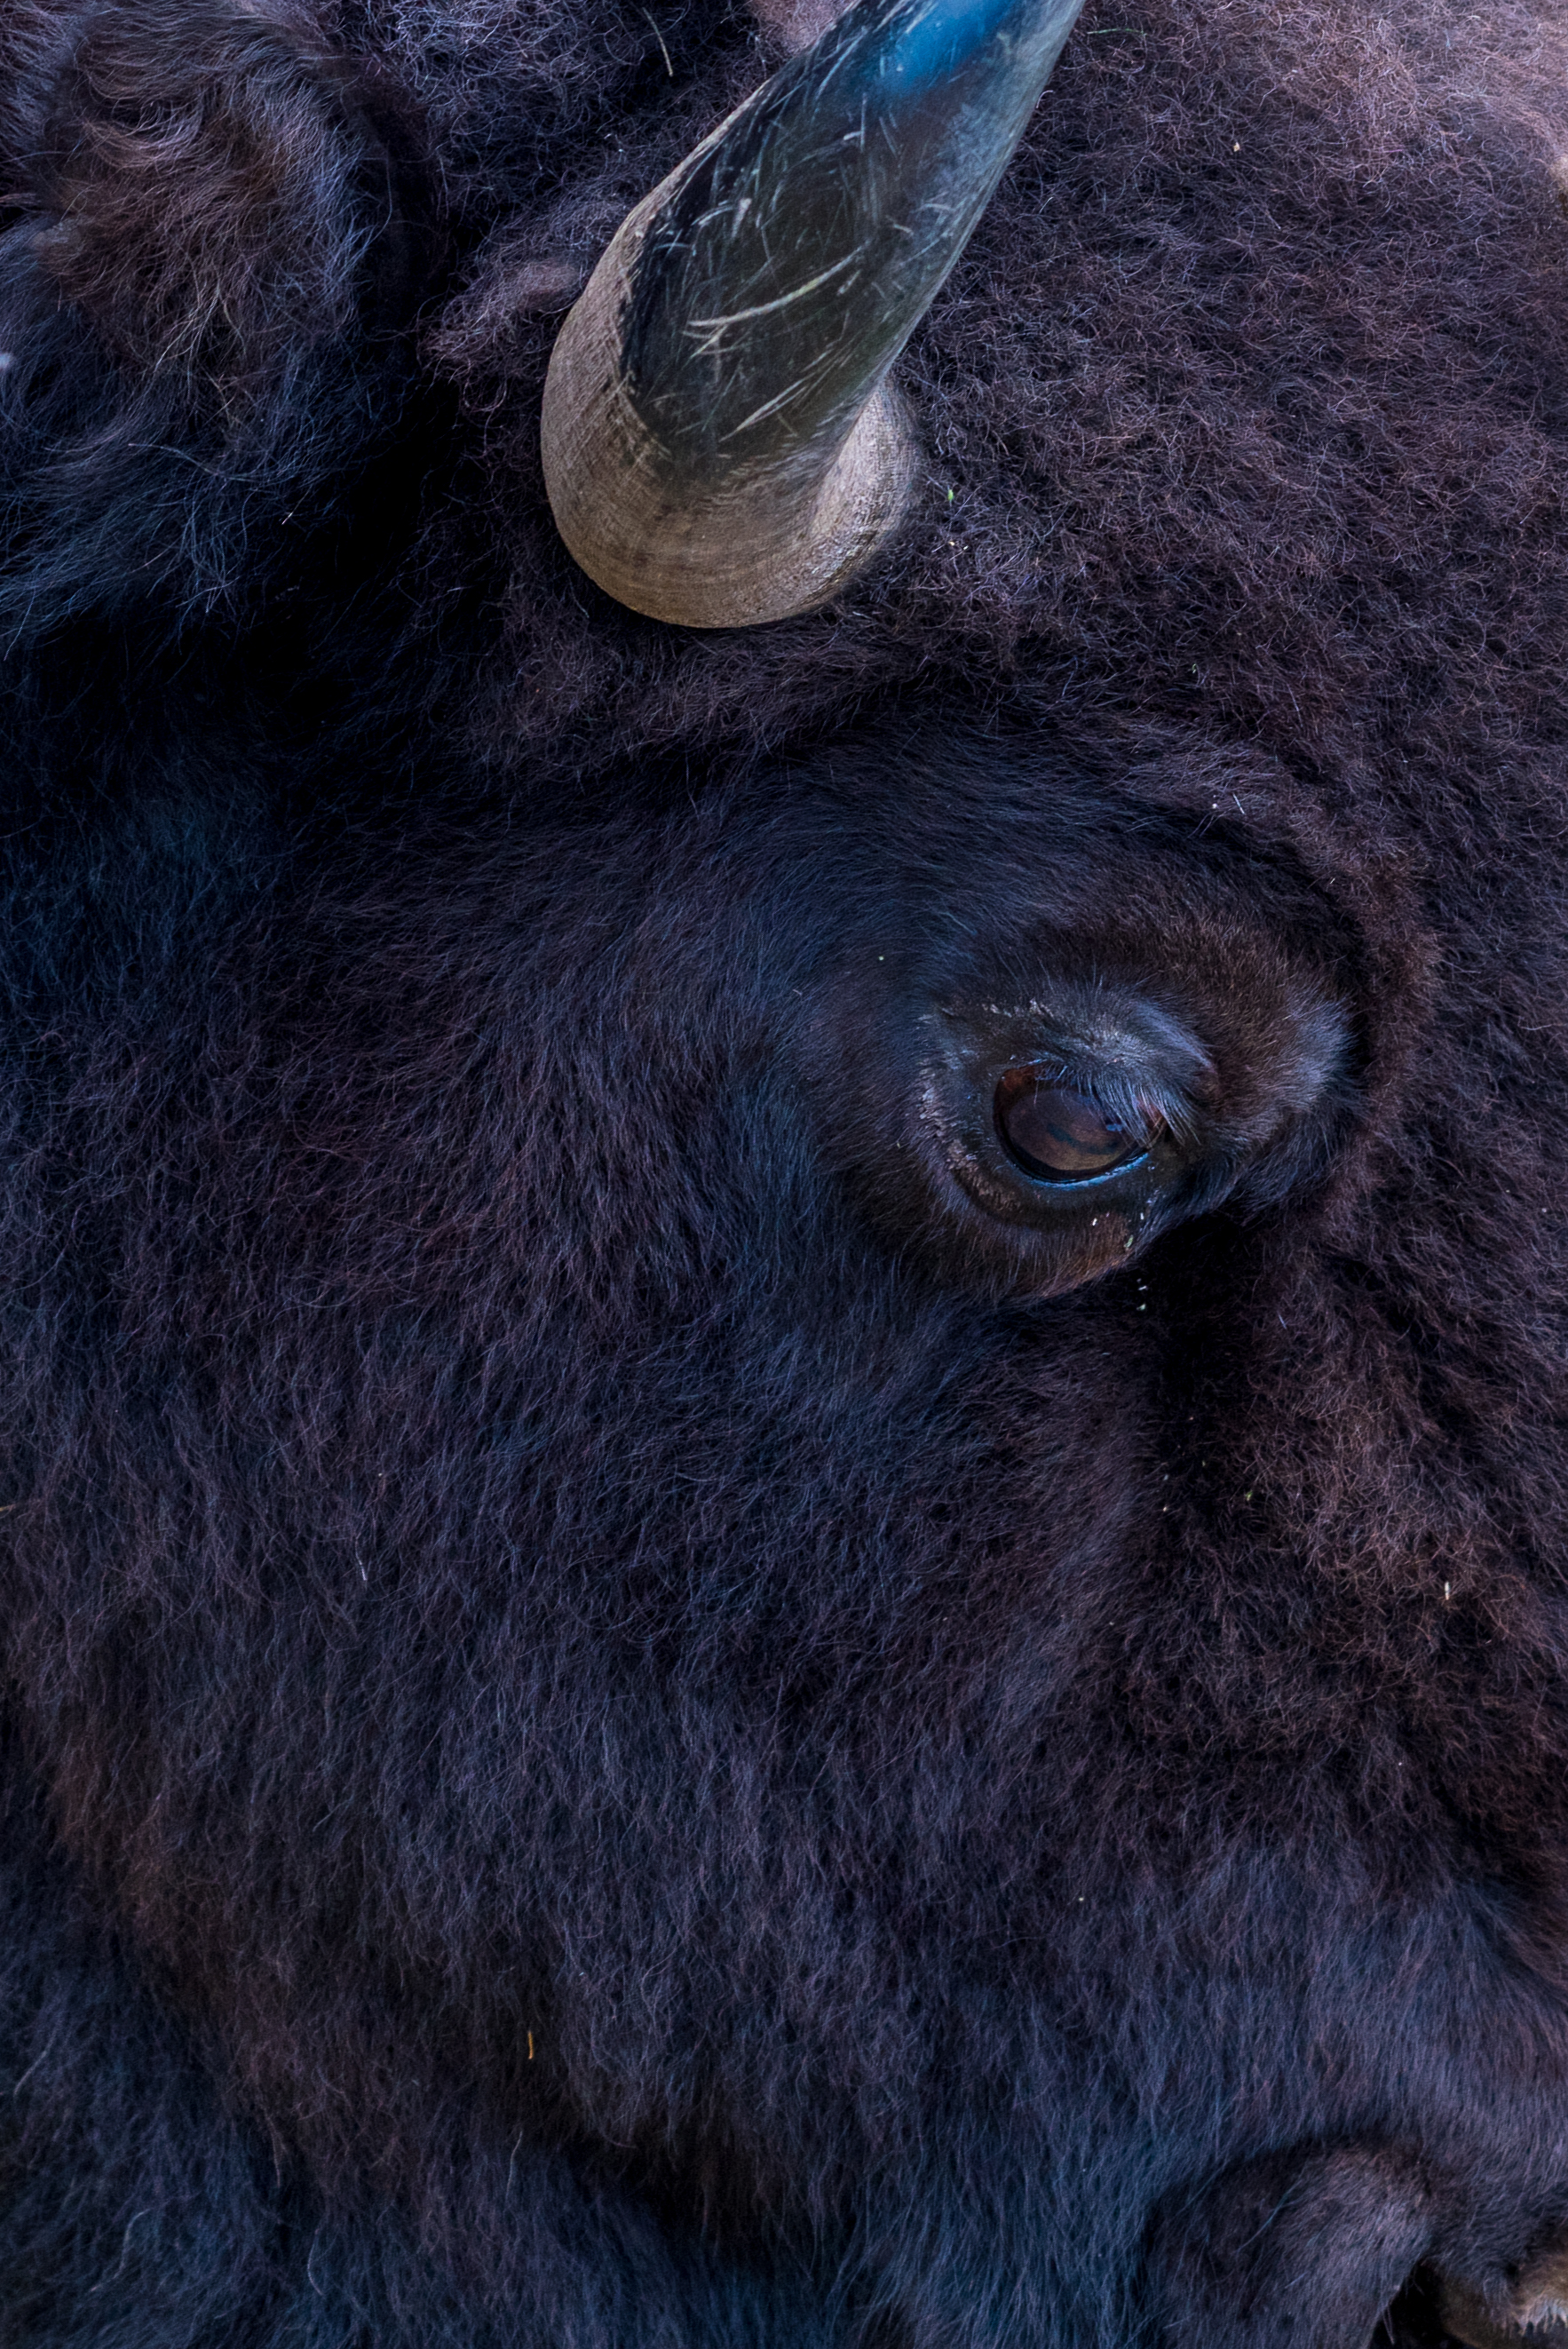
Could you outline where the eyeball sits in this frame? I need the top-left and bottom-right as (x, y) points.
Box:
(994, 1068), (1163, 1184)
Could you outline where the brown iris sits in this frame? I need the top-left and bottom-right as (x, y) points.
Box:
(994, 1068), (1156, 1183)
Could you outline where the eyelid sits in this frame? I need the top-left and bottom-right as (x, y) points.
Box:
(1000, 1053), (1200, 1151)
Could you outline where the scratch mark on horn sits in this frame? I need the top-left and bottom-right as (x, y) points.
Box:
(686, 250), (866, 335)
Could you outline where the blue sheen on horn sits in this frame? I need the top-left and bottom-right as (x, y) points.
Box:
(619, 0), (1086, 479)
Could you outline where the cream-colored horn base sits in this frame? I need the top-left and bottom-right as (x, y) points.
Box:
(541, 205), (915, 630)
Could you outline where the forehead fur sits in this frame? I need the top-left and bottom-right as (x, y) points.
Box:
(1, 0), (1565, 832)
(389, 0), (1568, 797)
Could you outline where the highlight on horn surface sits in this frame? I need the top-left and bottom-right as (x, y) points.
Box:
(542, 0), (1087, 629)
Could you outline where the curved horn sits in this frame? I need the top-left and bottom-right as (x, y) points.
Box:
(542, 0), (1086, 629)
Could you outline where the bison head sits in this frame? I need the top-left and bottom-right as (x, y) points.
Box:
(3, 3), (1568, 2346)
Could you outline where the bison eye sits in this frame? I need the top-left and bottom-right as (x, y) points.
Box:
(994, 1068), (1160, 1183)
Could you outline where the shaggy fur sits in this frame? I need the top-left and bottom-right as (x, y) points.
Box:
(3, 0), (1568, 2344)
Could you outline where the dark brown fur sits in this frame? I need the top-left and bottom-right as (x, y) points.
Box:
(2, 4), (1567, 2345)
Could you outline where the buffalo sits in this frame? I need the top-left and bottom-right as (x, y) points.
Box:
(4, 0), (1568, 2343)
